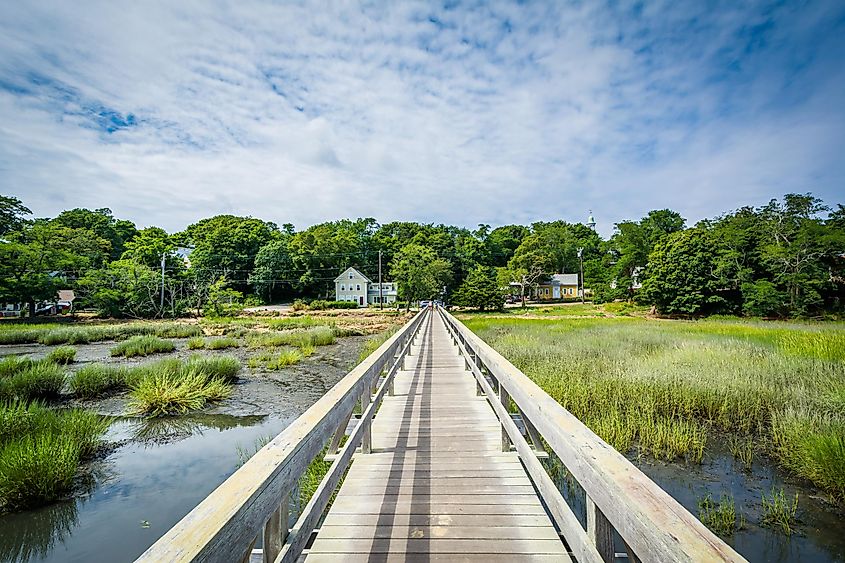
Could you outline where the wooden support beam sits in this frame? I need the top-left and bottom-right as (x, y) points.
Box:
(587, 496), (615, 563)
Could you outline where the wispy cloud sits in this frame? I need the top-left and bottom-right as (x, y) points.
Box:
(1, 0), (843, 234)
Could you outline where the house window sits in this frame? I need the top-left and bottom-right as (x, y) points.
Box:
(349, 274), (353, 279)
(341, 285), (345, 291)
(545, 288), (549, 295)
(356, 284), (360, 291)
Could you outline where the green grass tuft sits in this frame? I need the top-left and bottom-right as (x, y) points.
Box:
(698, 493), (743, 536)
(128, 368), (231, 416)
(110, 335), (175, 358)
(0, 362), (66, 402)
(186, 337), (205, 350)
(46, 346), (76, 365)
(205, 337), (240, 350)
(761, 487), (799, 535)
(266, 349), (303, 369)
(69, 364), (133, 399)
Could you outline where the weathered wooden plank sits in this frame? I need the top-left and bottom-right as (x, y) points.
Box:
(307, 538), (568, 554)
(321, 513), (555, 528)
(315, 525), (561, 540)
(305, 554), (565, 562)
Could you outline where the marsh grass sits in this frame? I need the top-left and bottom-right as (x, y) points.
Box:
(110, 335), (175, 358)
(0, 362), (65, 402)
(761, 487), (799, 535)
(248, 326), (335, 349)
(0, 356), (34, 379)
(186, 337), (205, 350)
(0, 322), (200, 346)
(45, 346), (76, 365)
(127, 356), (240, 416)
(698, 494), (743, 536)
(728, 435), (754, 468)
(69, 364), (133, 399)
(299, 344), (316, 357)
(206, 337), (240, 350)
(465, 317), (845, 498)
(267, 316), (327, 330)
(358, 327), (399, 362)
(0, 401), (108, 510)
(266, 349), (303, 369)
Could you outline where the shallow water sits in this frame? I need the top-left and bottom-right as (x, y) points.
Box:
(547, 441), (845, 562)
(0, 414), (292, 563)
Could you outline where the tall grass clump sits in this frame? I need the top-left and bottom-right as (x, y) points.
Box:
(69, 364), (133, 399)
(29, 322), (200, 346)
(46, 346), (76, 365)
(206, 337), (240, 350)
(129, 369), (230, 416)
(0, 328), (42, 345)
(0, 401), (108, 510)
(249, 326), (335, 349)
(110, 335), (175, 358)
(266, 349), (303, 370)
(0, 362), (65, 402)
(186, 337), (205, 350)
(127, 355), (241, 416)
(268, 316), (327, 330)
(0, 356), (34, 379)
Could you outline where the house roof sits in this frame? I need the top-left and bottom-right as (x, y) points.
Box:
(334, 266), (372, 283)
(549, 273), (579, 286)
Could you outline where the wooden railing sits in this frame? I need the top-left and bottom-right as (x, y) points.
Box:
(136, 308), (430, 563)
(438, 307), (747, 563)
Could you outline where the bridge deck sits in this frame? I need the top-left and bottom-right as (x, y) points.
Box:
(305, 313), (568, 561)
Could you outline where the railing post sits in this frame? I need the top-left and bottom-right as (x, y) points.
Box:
(360, 386), (372, 454)
(587, 496), (615, 563)
(263, 494), (288, 563)
(499, 384), (511, 452)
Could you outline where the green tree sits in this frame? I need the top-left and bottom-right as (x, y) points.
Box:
(121, 227), (181, 270)
(452, 266), (504, 310)
(76, 259), (185, 318)
(0, 195), (31, 235)
(180, 215), (279, 294)
(52, 208), (137, 261)
(205, 277), (244, 316)
(390, 244), (451, 310)
(640, 229), (726, 315)
(251, 239), (295, 302)
(0, 222), (109, 314)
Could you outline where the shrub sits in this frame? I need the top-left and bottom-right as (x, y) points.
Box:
(292, 299), (308, 311)
(206, 337), (240, 350)
(110, 335), (176, 358)
(308, 300), (358, 310)
(69, 364), (132, 399)
(46, 346), (76, 365)
(186, 337), (205, 350)
(0, 363), (66, 402)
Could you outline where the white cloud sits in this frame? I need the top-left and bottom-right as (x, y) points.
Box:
(0, 0), (843, 236)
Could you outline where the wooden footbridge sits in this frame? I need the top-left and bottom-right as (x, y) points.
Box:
(139, 307), (746, 563)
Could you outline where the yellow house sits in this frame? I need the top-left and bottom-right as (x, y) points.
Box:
(534, 274), (579, 300)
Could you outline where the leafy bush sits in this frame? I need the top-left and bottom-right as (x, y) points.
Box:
(110, 335), (176, 358)
(46, 346), (76, 365)
(292, 299), (308, 311)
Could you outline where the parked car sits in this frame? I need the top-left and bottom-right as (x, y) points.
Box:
(420, 300), (431, 308)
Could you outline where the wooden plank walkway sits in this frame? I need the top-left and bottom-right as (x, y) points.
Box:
(306, 312), (569, 562)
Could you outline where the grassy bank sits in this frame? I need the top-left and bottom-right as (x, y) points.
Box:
(464, 317), (845, 499)
(0, 401), (108, 511)
(0, 322), (201, 346)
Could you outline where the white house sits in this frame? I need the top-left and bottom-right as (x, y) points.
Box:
(334, 267), (398, 307)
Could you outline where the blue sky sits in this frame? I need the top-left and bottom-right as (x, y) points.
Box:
(1, 1), (843, 235)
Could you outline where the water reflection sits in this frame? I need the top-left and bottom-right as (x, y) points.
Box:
(0, 414), (290, 563)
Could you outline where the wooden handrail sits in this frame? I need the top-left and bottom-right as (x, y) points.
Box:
(136, 308), (429, 563)
(438, 307), (746, 563)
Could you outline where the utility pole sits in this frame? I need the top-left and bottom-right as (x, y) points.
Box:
(378, 250), (383, 310)
(577, 247), (585, 304)
(160, 253), (166, 313)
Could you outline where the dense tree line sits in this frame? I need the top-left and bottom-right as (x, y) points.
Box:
(0, 192), (842, 318)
